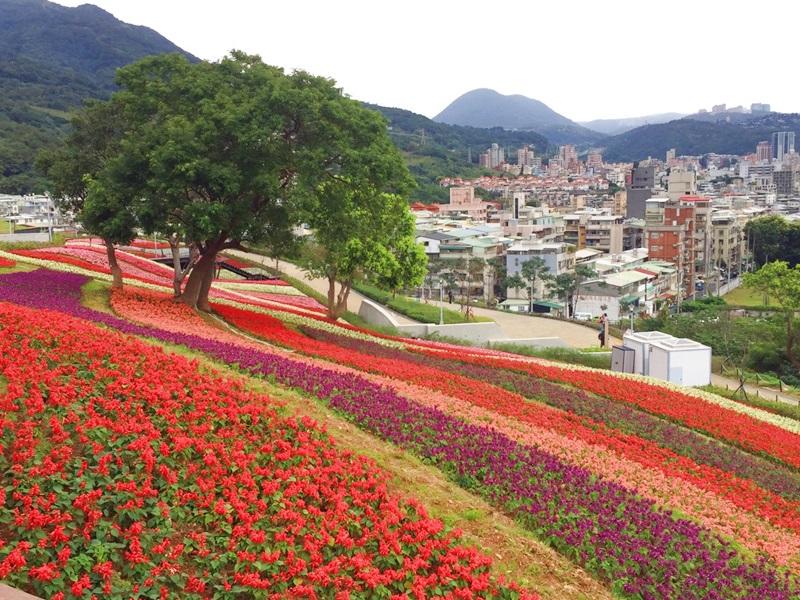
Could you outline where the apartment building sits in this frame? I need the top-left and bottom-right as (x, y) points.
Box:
(505, 242), (576, 301)
(644, 197), (696, 299)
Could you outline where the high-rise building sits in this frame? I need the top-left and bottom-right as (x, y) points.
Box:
(774, 170), (799, 196)
(517, 146), (536, 167)
(772, 132), (796, 162)
(586, 151), (603, 171)
(558, 145), (578, 172)
(756, 141), (772, 162)
(711, 104), (726, 113)
(666, 148), (676, 163)
(626, 165), (656, 219)
(751, 103), (771, 114)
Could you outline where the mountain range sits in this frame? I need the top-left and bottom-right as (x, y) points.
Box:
(2, 0), (799, 198)
(0, 0), (196, 193)
(579, 113), (685, 136)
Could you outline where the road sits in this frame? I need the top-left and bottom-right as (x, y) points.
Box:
(226, 249), (419, 325)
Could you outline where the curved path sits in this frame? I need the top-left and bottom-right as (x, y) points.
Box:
(229, 250), (620, 347)
(227, 249), (419, 326)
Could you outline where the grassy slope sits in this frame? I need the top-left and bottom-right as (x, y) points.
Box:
(723, 286), (771, 307)
(79, 278), (609, 600)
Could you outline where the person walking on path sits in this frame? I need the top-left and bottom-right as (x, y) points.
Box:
(598, 313), (607, 348)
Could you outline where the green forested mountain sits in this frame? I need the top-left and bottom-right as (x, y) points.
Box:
(602, 114), (800, 162)
(0, 0), (197, 193)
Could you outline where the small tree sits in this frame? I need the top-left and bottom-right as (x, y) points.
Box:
(460, 257), (486, 319)
(301, 188), (426, 319)
(547, 272), (577, 317)
(744, 261), (800, 367)
(37, 100), (134, 288)
(486, 255), (507, 301)
(505, 273), (526, 305)
(520, 257), (550, 313)
(573, 264), (598, 318)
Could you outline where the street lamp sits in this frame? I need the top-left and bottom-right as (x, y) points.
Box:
(439, 280), (444, 326)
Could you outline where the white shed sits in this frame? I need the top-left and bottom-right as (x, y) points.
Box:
(647, 337), (712, 386)
(622, 331), (676, 376)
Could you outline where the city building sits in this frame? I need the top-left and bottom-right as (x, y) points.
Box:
(772, 132), (796, 162)
(666, 168), (697, 201)
(517, 146), (536, 167)
(586, 151), (603, 171)
(479, 143), (505, 169)
(415, 230), (457, 257)
(559, 145), (579, 173)
(756, 141), (772, 162)
(666, 148), (676, 164)
(449, 186), (475, 205)
(774, 169), (799, 197)
(626, 164), (657, 219)
(576, 270), (650, 321)
(644, 197), (696, 299)
(711, 104), (726, 113)
(751, 103), (771, 114)
(505, 242), (575, 302)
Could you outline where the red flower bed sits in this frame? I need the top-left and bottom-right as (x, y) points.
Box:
(0, 301), (533, 599)
(212, 304), (800, 534)
(0, 256), (15, 268)
(419, 348), (800, 469)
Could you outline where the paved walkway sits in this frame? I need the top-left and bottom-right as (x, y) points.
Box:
(229, 250), (623, 347)
(227, 250), (419, 325)
(425, 299), (621, 348)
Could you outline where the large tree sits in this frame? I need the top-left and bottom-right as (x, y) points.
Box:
(106, 52), (310, 310)
(37, 100), (135, 288)
(745, 216), (796, 268)
(744, 261), (800, 367)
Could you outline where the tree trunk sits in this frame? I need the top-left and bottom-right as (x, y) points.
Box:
(197, 258), (216, 312)
(332, 279), (352, 320)
(170, 240), (183, 297)
(326, 273), (337, 319)
(786, 312), (799, 368)
(104, 239), (123, 289)
(179, 252), (216, 309)
(169, 236), (200, 298)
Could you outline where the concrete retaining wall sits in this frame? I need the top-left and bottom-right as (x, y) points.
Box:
(357, 299), (400, 328)
(397, 321), (505, 346)
(488, 337), (567, 349)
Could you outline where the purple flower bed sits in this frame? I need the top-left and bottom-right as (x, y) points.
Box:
(301, 325), (800, 502)
(0, 268), (796, 599)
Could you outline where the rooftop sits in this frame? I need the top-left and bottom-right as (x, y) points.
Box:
(603, 270), (649, 287)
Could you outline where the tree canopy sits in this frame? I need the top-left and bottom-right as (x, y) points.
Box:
(44, 51), (426, 312)
(37, 99), (135, 287)
(744, 261), (800, 367)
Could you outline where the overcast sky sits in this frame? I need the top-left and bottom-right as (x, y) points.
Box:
(58, 0), (798, 122)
